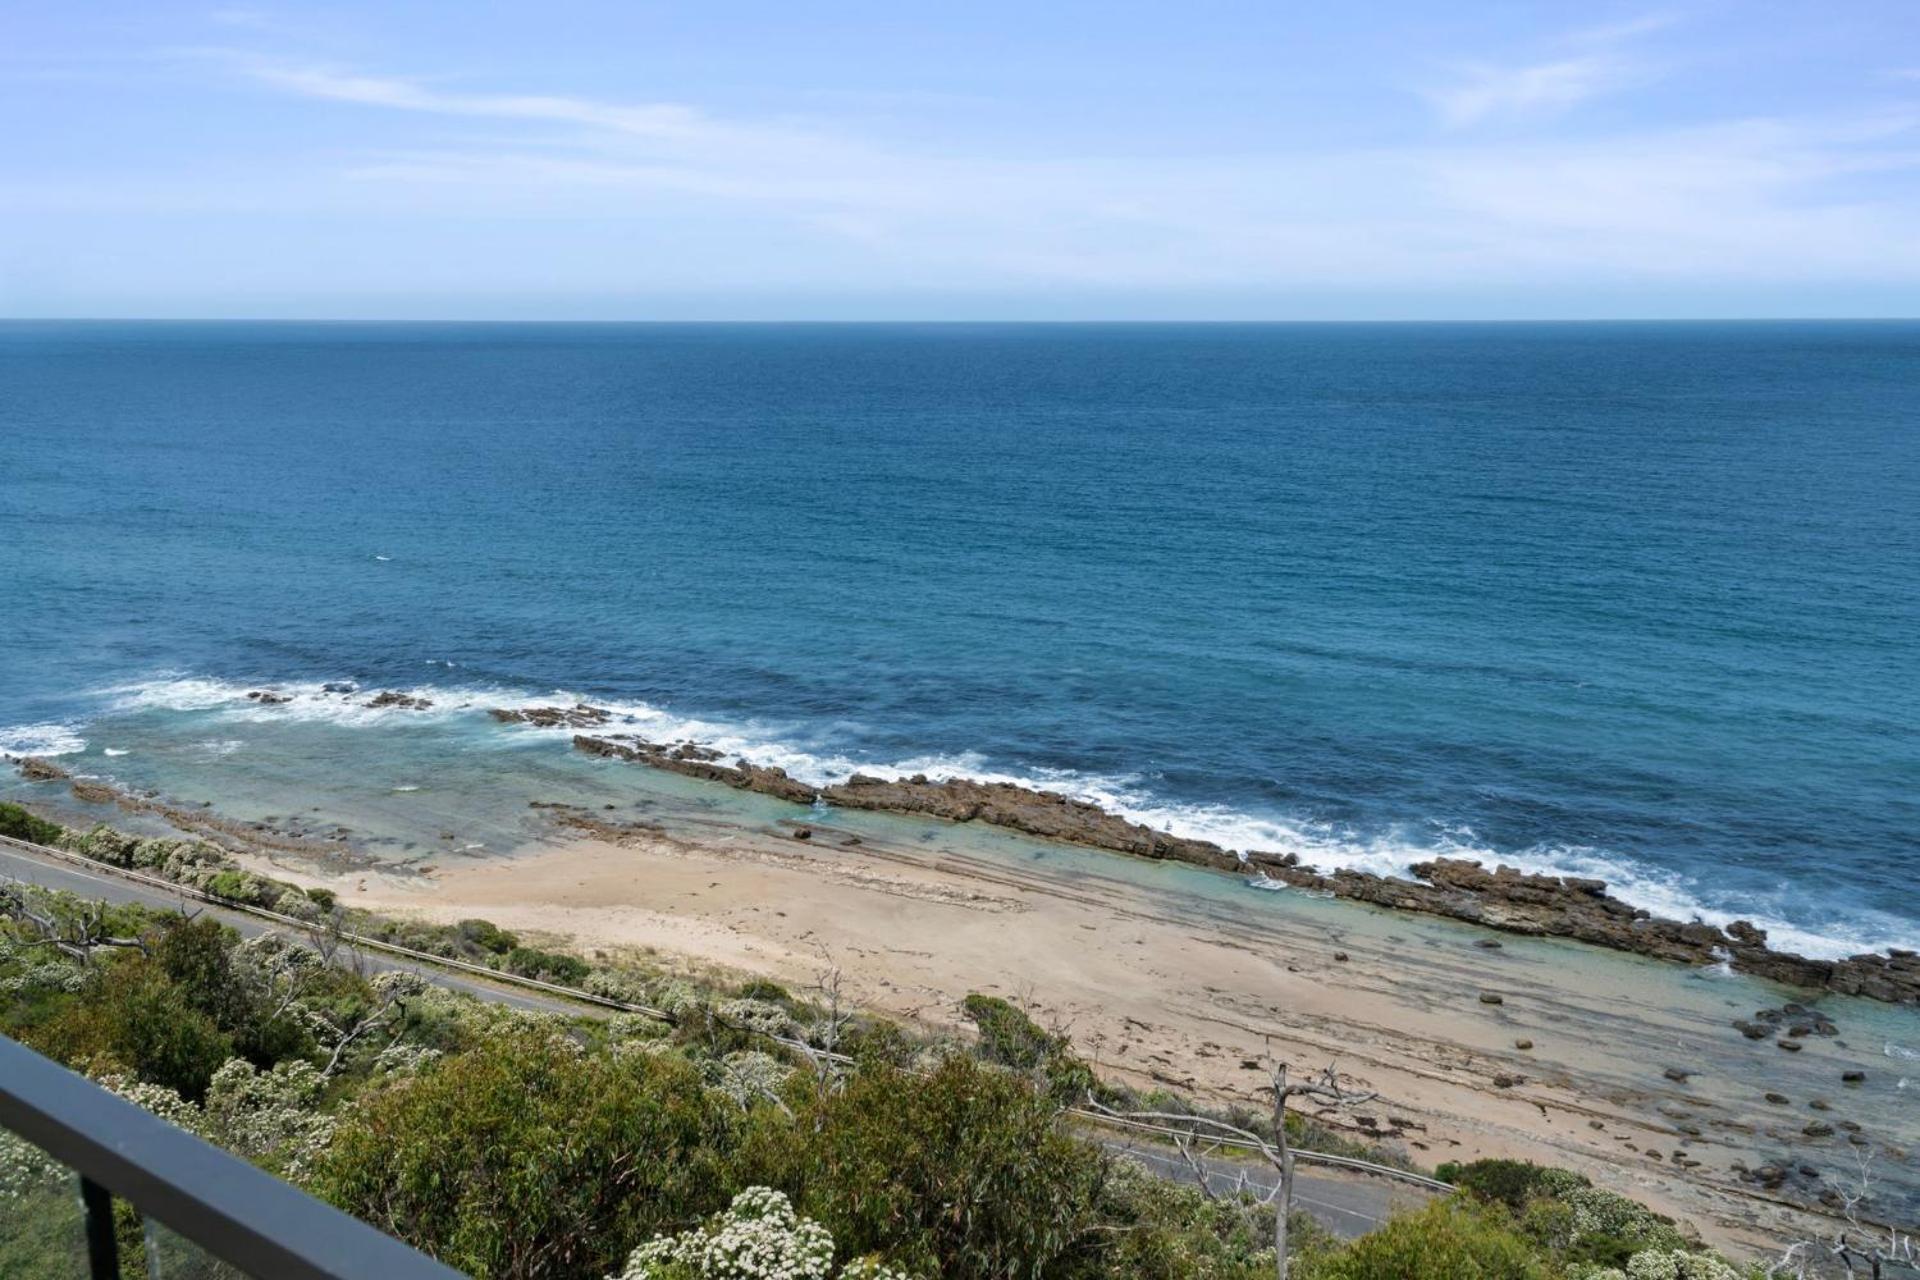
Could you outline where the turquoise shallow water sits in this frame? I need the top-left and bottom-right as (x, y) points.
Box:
(2, 320), (1917, 958)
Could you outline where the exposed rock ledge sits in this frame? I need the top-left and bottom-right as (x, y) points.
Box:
(551, 721), (1918, 1003)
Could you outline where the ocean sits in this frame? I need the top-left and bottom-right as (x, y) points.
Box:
(3, 320), (1916, 960)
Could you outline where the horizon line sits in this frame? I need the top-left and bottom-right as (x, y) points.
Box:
(5, 315), (1919, 326)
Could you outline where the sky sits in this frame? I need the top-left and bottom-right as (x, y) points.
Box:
(4, 2), (1919, 319)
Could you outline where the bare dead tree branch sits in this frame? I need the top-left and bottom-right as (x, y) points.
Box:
(1091, 1053), (1378, 1280)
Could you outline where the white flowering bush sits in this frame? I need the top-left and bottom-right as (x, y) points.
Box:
(369, 1040), (443, 1077)
(94, 1075), (201, 1131)
(203, 1058), (336, 1179)
(370, 969), (429, 1001)
(1573, 1249), (1748, 1280)
(0, 959), (88, 997)
(586, 969), (652, 1003)
(0, 1129), (64, 1203)
(239, 930), (323, 970)
(611, 1187), (913, 1280)
(1564, 1186), (1684, 1253)
(608, 1012), (673, 1042)
(705, 1051), (794, 1111)
(716, 998), (795, 1039)
(652, 978), (706, 1018)
(835, 1262), (915, 1280)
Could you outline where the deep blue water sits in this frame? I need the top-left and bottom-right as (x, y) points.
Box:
(3, 320), (1917, 957)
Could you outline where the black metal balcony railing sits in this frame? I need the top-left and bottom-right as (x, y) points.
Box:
(0, 1034), (463, 1279)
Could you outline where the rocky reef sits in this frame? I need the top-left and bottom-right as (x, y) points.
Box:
(14, 756), (70, 782)
(819, 772), (1246, 868)
(366, 690), (433, 711)
(1250, 858), (1920, 1004)
(572, 733), (818, 803)
(490, 704), (612, 729)
(546, 715), (1920, 1005)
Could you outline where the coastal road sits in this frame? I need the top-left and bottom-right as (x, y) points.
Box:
(0, 839), (1424, 1236)
(0, 841), (579, 1017)
(1091, 1135), (1425, 1238)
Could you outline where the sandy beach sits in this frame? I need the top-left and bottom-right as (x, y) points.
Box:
(242, 802), (1917, 1261)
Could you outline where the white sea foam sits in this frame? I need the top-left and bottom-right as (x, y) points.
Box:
(0, 722), (87, 757)
(79, 674), (1920, 961)
(98, 675), (513, 729)
(103, 748), (130, 757)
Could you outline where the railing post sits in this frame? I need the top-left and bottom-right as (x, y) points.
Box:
(80, 1176), (120, 1280)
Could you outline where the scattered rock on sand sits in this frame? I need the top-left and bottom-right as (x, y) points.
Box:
(1479, 992), (1505, 1005)
(1842, 1070), (1865, 1084)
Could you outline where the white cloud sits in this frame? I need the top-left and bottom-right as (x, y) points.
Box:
(226, 57), (839, 160)
(1428, 55), (1634, 127)
(11, 40), (1916, 310)
(1425, 12), (1675, 127)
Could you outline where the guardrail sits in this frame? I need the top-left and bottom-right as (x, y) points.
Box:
(1066, 1109), (1453, 1191)
(0, 1034), (463, 1280)
(0, 831), (1448, 1194)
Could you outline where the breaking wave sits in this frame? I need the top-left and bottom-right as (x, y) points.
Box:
(75, 674), (1920, 961)
(0, 722), (87, 757)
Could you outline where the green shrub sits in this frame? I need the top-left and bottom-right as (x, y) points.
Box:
(305, 887), (338, 912)
(314, 1028), (741, 1279)
(1298, 1198), (1550, 1280)
(28, 956), (233, 1100)
(153, 914), (309, 1065)
(202, 869), (264, 905)
(457, 918), (518, 955)
(1438, 1158), (1588, 1212)
(841, 1019), (915, 1069)
(0, 802), (63, 846)
(504, 947), (590, 985)
(1084, 1154), (1283, 1279)
(746, 1053), (1102, 1280)
(961, 993), (1056, 1070)
(959, 992), (1096, 1104)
